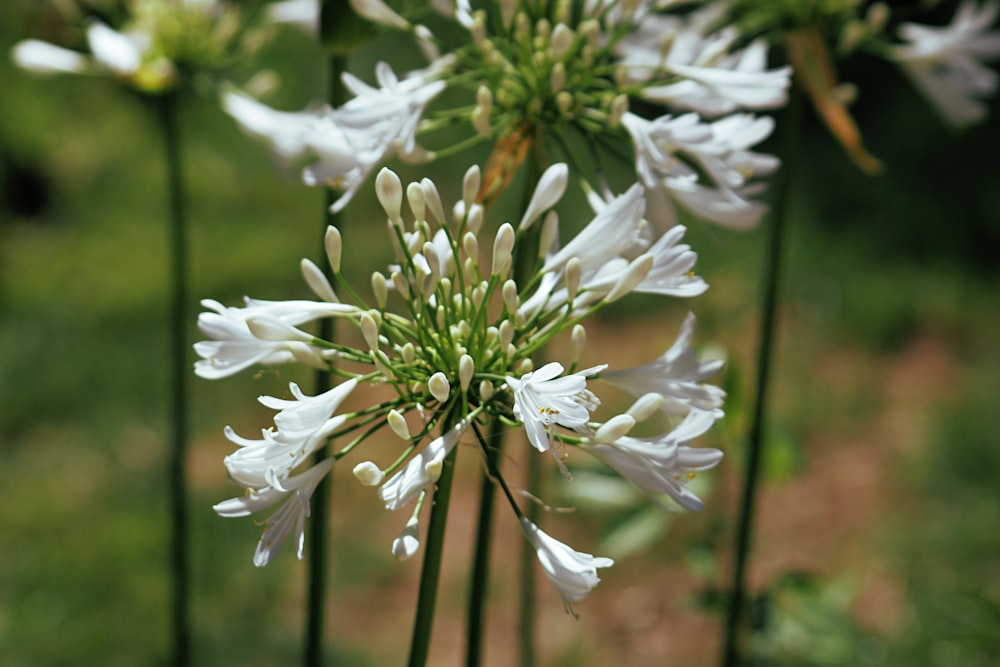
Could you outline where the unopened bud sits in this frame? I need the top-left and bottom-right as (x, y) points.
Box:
(556, 90), (573, 116)
(627, 393), (665, 422)
(325, 226), (342, 274)
(421, 178), (446, 226)
(401, 342), (416, 365)
(388, 409), (411, 440)
(361, 312), (379, 351)
(518, 163), (568, 230)
(570, 324), (586, 364)
(499, 319), (514, 348)
(606, 254), (652, 303)
(459, 355), (475, 392)
(550, 62), (566, 93)
(550, 22), (573, 60)
(539, 211), (559, 259)
(609, 94), (628, 128)
(407, 181), (426, 221)
(595, 414), (635, 442)
(428, 372), (450, 403)
(491, 223), (515, 277)
(467, 204), (484, 233)
(353, 461), (385, 487)
(463, 165), (481, 210)
(479, 379), (494, 400)
(375, 168), (403, 221)
(372, 271), (388, 308)
(463, 232), (479, 263)
(502, 280), (519, 313)
(301, 258), (338, 303)
(566, 258), (582, 302)
(391, 271), (411, 300)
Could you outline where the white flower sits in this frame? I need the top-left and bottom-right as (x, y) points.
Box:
(221, 379), (358, 489)
(12, 40), (89, 75)
(889, 0), (1000, 127)
(266, 0), (319, 33)
(194, 297), (353, 379)
(378, 420), (469, 510)
(602, 311), (724, 416)
(214, 458), (333, 566)
(520, 517), (614, 615)
(506, 362), (602, 453)
(582, 409), (722, 511)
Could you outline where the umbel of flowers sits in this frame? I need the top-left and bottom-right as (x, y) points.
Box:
(196, 163), (725, 612)
(223, 0), (792, 228)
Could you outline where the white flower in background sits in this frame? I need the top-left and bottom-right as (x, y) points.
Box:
(520, 517), (614, 616)
(506, 363), (602, 453)
(602, 312), (725, 416)
(583, 409), (723, 511)
(888, 0), (1000, 127)
(266, 0), (319, 33)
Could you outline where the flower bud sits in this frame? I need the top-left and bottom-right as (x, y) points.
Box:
(407, 181), (426, 221)
(595, 415), (635, 443)
(518, 163), (568, 230)
(463, 232), (479, 264)
(391, 270), (411, 300)
(421, 178), (446, 227)
(428, 372), (450, 403)
(538, 211), (559, 259)
(550, 62), (566, 93)
(491, 223), (515, 277)
(467, 203), (484, 233)
(479, 379), (494, 400)
(627, 393), (665, 422)
(401, 342), (416, 365)
(388, 409), (411, 440)
(459, 354), (475, 392)
(550, 23), (574, 60)
(570, 324), (586, 364)
(502, 280), (519, 313)
(325, 226), (342, 274)
(499, 319), (514, 348)
(371, 271), (388, 308)
(360, 312), (379, 351)
(608, 94), (628, 128)
(301, 258), (338, 303)
(353, 461), (385, 487)
(606, 254), (653, 303)
(392, 515), (421, 561)
(375, 168), (403, 222)
(566, 258), (582, 302)
(463, 165), (481, 210)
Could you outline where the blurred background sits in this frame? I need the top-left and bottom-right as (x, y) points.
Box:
(2, 1), (999, 665)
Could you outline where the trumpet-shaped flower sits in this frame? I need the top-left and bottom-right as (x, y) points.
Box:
(602, 312), (725, 416)
(194, 297), (353, 378)
(520, 517), (614, 615)
(379, 420), (469, 511)
(583, 410), (722, 511)
(506, 363), (602, 453)
(888, 0), (1000, 127)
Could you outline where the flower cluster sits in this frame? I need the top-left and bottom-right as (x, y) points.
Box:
(196, 164), (725, 612)
(223, 0), (791, 229)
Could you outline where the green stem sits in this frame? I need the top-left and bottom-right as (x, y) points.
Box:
(407, 426), (461, 667)
(465, 416), (504, 667)
(719, 85), (802, 667)
(304, 44), (347, 667)
(158, 89), (190, 667)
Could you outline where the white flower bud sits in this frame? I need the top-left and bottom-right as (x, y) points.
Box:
(627, 393), (665, 422)
(473, 282), (488, 309)
(556, 90), (573, 116)
(459, 354), (475, 392)
(422, 243), (442, 283)
(325, 226), (342, 274)
(391, 271), (411, 300)
(463, 165), (481, 211)
(499, 0), (516, 27)
(428, 372), (450, 403)
(463, 232), (479, 264)
(570, 324), (586, 364)
(421, 178), (446, 226)
(538, 211), (559, 259)
(375, 168), (403, 222)
(371, 271), (388, 308)
(473, 103), (492, 137)
(353, 461), (385, 487)
(595, 415), (635, 443)
(349, 0), (410, 29)
(464, 256), (478, 286)
(467, 203), (484, 234)
(374, 351), (395, 380)
(518, 163), (568, 230)
(301, 258), (338, 303)
(401, 342), (416, 365)
(550, 23), (574, 60)
(606, 254), (653, 303)
(499, 319), (514, 348)
(502, 280), (519, 313)
(491, 223), (515, 277)
(361, 312), (379, 351)
(392, 515), (421, 561)
(479, 379), (494, 400)
(388, 409), (411, 440)
(514, 358), (533, 374)
(608, 94), (628, 128)
(407, 181), (426, 221)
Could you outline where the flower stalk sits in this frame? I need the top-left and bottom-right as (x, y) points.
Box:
(719, 83), (803, 667)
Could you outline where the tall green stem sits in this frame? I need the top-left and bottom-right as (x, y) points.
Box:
(465, 417), (503, 667)
(407, 432), (461, 667)
(304, 50), (347, 667)
(719, 85), (802, 667)
(158, 89), (190, 667)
